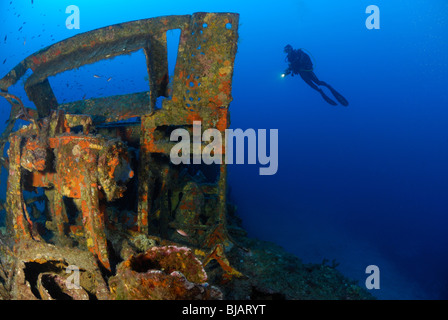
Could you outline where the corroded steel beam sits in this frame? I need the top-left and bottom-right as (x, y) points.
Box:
(0, 15), (190, 117)
(137, 13), (239, 242)
(0, 15), (190, 90)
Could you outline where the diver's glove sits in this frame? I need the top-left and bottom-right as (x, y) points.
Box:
(283, 69), (292, 77)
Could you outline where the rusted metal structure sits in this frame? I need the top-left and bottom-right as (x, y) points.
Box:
(0, 12), (241, 299)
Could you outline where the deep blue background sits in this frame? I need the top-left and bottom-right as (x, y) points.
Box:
(0, 0), (447, 299)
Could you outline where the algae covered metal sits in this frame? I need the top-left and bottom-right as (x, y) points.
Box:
(0, 12), (373, 301)
(0, 12), (241, 299)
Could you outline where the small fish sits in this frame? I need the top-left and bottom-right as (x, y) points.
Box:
(93, 75), (101, 78)
(4, 35), (6, 43)
(107, 77), (112, 82)
(18, 26), (22, 31)
(82, 94), (86, 99)
(176, 229), (189, 237)
(2, 59), (6, 64)
(23, 38), (26, 45)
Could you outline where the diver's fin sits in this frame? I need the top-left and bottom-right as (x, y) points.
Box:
(328, 87), (349, 106)
(319, 90), (337, 106)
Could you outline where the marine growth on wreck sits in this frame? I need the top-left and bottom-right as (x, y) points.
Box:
(0, 12), (372, 300)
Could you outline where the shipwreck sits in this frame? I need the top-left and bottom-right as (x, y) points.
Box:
(0, 12), (373, 300)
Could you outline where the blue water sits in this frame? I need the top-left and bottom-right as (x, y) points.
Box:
(1, 0), (447, 299)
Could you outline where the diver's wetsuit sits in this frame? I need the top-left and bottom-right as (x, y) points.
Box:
(284, 45), (349, 106)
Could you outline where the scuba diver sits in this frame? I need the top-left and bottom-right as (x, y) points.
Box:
(283, 45), (349, 106)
